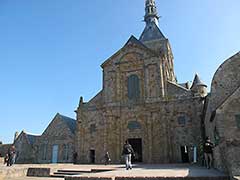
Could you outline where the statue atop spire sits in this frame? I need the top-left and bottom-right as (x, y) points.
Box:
(144, 0), (159, 27)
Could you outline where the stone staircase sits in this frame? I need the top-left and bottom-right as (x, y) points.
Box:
(51, 168), (115, 178)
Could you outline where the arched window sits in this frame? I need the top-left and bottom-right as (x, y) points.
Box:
(127, 74), (140, 100)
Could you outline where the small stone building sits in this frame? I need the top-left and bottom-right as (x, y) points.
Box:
(13, 113), (76, 164)
(14, 131), (38, 164)
(204, 52), (240, 176)
(75, 0), (208, 164)
(35, 113), (76, 164)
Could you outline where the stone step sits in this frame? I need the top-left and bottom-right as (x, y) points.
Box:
(57, 169), (91, 173)
(65, 176), (230, 180)
(51, 168), (115, 178)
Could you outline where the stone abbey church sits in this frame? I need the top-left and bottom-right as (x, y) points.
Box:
(75, 0), (208, 164)
(1, 0), (239, 176)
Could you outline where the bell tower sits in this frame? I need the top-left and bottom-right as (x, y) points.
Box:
(140, 0), (177, 83)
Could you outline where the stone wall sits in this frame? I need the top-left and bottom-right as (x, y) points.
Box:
(35, 117), (75, 163)
(14, 133), (36, 164)
(76, 95), (204, 164)
(0, 144), (12, 157)
(204, 52), (240, 176)
(76, 36), (205, 164)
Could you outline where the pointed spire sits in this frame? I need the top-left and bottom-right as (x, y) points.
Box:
(144, 0), (159, 27)
(79, 96), (84, 107)
(191, 73), (207, 89)
(140, 0), (165, 42)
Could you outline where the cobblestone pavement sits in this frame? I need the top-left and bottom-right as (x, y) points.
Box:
(0, 163), (228, 180)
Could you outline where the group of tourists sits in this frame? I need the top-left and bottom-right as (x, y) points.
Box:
(1, 138), (213, 170)
(4, 145), (16, 166)
(105, 137), (214, 170)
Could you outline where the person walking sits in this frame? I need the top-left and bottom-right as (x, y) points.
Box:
(104, 152), (111, 165)
(122, 140), (134, 170)
(203, 136), (214, 169)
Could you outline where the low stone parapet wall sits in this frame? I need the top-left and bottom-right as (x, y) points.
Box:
(116, 177), (229, 180)
(65, 176), (230, 180)
(27, 168), (50, 177)
(0, 165), (28, 178)
(65, 177), (112, 180)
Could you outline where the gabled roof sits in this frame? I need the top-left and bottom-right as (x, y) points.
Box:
(191, 73), (207, 89)
(25, 134), (38, 145)
(57, 113), (76, 134)
(139, 22), (166, 42)
(15, 131), (39, 145)
(101, 35), (158, 68)
(124, 35), (148, 48)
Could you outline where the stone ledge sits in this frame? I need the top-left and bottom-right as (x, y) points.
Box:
(27, 167), (50, 177)
(115, 177), (229, 180)
(65, 177), (112, 180)
(65, 176), (230, 180)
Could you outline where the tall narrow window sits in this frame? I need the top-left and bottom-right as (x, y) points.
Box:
(63, 144), (69, 160)
(42, 144), (47, 160)
(235, 114), (240, 129)
(127, 74), (140, 100)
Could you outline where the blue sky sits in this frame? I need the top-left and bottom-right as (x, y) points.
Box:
(0, 0), (239, 143)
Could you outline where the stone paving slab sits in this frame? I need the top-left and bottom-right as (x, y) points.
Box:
(65, 164), (227, 177)
(0, 163), (229, 180)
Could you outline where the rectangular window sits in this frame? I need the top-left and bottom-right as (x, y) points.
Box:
(63, 144), (69, 160)
(178, 116), (186, 126)
(235, 114), (240, 129)
(42, 144), (47, 160)
(90, 124), (96, 134)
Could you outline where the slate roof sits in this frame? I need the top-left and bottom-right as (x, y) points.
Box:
(191, 74), (207, 89)
(25, 134), (38, 145)
(139, 22), (166, 42)
(179, 82), (190, 89)
(125, 35), (148, 48)
(57, 113), (76, 134)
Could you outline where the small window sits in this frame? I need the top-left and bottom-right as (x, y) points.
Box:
(178, 116), (186, 126)
(90, 124), (96, 134)
(235, 114), (240, 129)
(128, 121), (141, 130)
(127, 74), (140, 101)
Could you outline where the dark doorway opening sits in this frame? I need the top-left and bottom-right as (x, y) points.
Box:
(128, 138), (142, 162)
(89, 149), (95, 164)
(180, 146), (189, 163)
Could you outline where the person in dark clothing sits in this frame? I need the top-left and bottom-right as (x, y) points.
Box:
(104, 152), (111, 165)
(122, 140), (134, 170)
(73, 152), (78, 164)
(7, 147), (12, 166)
(7, 145), (16, 166)
(203, 136), (214, 169)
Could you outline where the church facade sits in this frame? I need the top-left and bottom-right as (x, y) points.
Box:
(75, 0), (207, 164)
